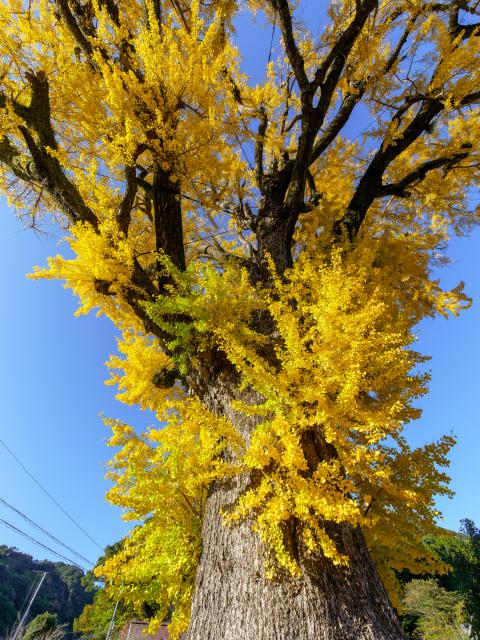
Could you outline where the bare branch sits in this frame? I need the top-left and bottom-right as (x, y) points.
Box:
(384, 14), (418, 74)
(309, 86), (365, 164)
(117, 165), (137, 235)
(460, 90), (480, 105)
(0, 71), (97, 227)
(335, 98), (445, 240)
(448, 0), (480, 39)
(380, 149), (471, 197)
(269, 0), (310, 95)
(255, 107), (268, 191)
(283, 113), (301, 133)
(0, 136), (34, 182)
(313, 0), (378, 94)
(55, 0), (97, 68)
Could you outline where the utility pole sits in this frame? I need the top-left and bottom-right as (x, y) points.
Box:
(105, 601), (119, 640)
(11, 571), (47, 640)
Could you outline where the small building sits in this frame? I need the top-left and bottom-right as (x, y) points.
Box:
(119, 620), (170, 640)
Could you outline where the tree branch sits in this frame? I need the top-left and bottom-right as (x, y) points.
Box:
(18, 124), (98, 227)
(313, 0), (377, 94)
(0, 136), (34, 183)
(335, 98), (445, 240)
(269, 0), (310, 95)
(152, 167), (186, 273)
(117, 165), (137, 235)
(460, 90), (480, 106)
(379, 149), (471, 197)
(331, 0), (480, 241)
(255, 106), (268, 192)
(309, 12), (416, 167)
(384, 14), (418, 74)
(0, 71), (98, 228)
(309, 87), (365, 164)
(99, 0), (120, 26)
(448, 0), (480, 39)
(284, 0), (377, 212)
(55, 0), (97, 68)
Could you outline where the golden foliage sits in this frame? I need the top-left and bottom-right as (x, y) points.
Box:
(1, 0), (480, 634)
(94, 239), (464, 634)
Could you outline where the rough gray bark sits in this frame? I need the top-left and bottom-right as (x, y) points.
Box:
(185, 374), (406, 640)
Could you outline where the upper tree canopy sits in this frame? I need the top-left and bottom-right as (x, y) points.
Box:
(1, 0), (479, 636)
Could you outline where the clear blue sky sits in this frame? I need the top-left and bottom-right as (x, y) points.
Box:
(0, 6), (479, 572)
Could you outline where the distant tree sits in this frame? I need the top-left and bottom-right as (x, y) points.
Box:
(402, 579), (467, 640)
(460, 519), (480, 638)
(23, 613), (64, 640)
(74, 590), (132, 640)
(424, 530), (473, 594)
(0, 592), (17, 637)
(55, 564), (95, 624)
(418, 521), (480, 637)
(74, 540), (157, 640)
(75, 543), (130, 640)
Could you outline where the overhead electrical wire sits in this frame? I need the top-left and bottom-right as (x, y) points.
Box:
(0, 437), (104, 551)
(0, 496), (95, 567)
(0, 518), (89, 571)
(266, 17), (276, 70)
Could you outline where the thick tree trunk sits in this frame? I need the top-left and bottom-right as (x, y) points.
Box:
(185, 375), (406, 640)
(186, 476), (405, 640)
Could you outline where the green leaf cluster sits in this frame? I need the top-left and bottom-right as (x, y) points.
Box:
(24, 613), (62, 640)
(401, 521), (480, 639)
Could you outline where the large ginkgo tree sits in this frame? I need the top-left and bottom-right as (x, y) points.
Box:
(1, 0), (479, 638)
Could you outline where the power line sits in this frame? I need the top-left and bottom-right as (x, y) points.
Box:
(266, 18), (276, 70)
(236, 136), (256, 174)
(0, 437), (104, 552)
(177, 189), (235, 217)
(0, 518), (89, 571)
(184, 228), (234, 246)
(0, 496), (95, 567)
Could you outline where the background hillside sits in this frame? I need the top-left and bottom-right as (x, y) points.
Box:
(0, 546), (93, 637)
